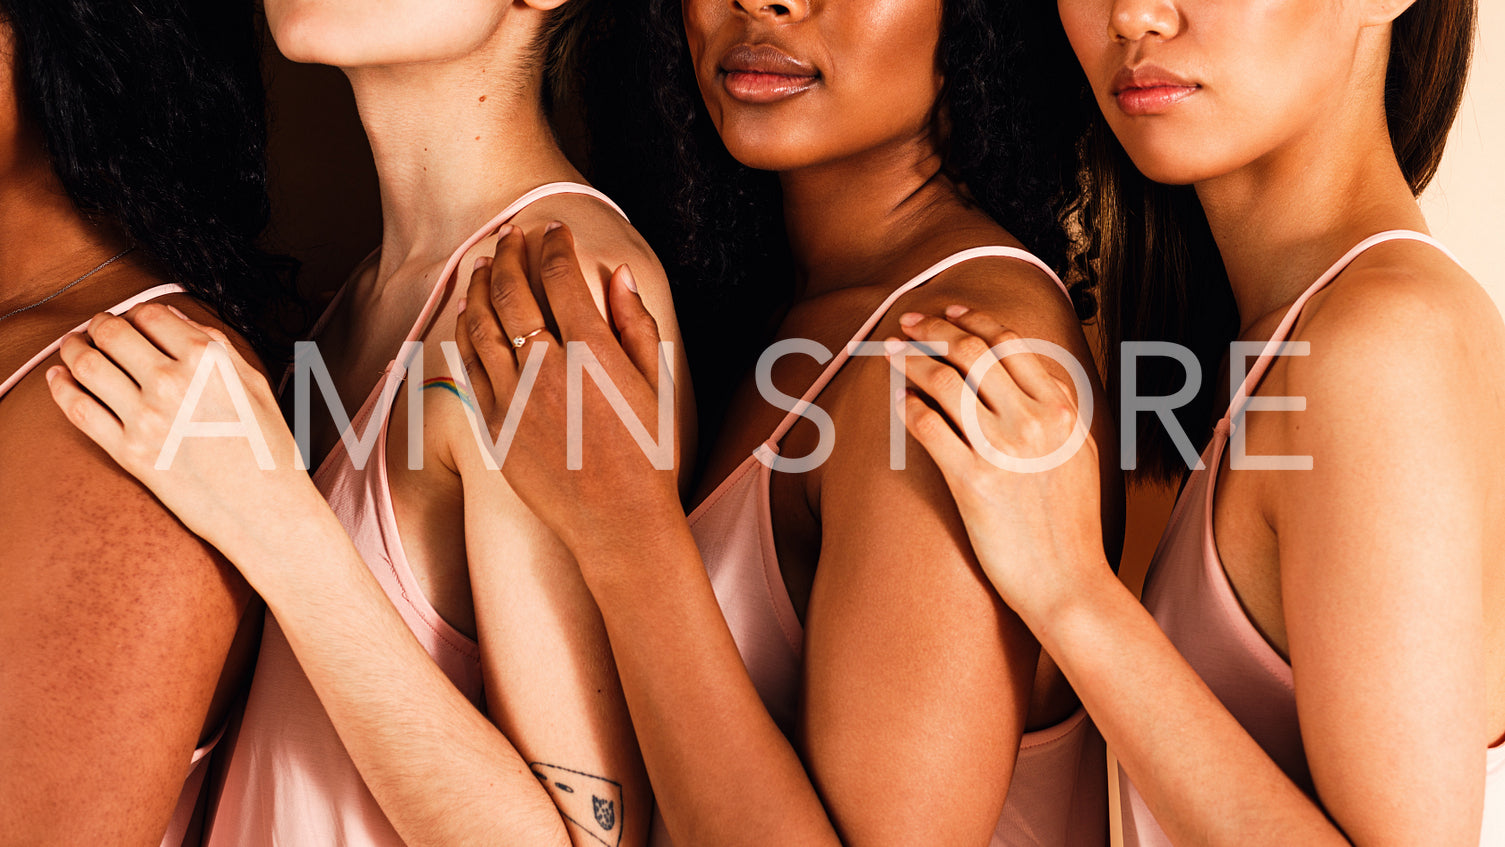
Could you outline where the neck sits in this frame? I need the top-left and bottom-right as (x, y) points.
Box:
(344, 27), (581, 283)
(0, 139), (129, 314)
(778, 135), (984, 299)
(1195, 81), (1425, 333)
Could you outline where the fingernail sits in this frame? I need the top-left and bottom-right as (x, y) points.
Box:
(545, 221), (563, 233)
(620, 265), (638, 293)
(457, 297), (467, 313)
(883, 337), (906, 356)
(45, 366), (59, 384)
(894, 388), (907, 406)
(945, 304), (970, 318)
(497, 225), (515, 239)
(899, 312), (922, 327)
(166, 305), (190, 321)
(474, 256), (492, 270)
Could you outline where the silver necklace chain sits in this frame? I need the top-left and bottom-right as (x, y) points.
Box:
(0, 246), (137, 324)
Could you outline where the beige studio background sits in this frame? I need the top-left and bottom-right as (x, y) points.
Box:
(1421, 1), (1504, 309)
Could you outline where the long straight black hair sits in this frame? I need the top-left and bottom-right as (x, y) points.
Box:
(1090, 0), (1478, 485)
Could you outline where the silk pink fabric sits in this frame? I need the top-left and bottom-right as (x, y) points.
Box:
(1120, 231), (1505, 846)
(206, 183), (628, 845)
(0, 283), (222, 847)
(648, 248), (1108, 847)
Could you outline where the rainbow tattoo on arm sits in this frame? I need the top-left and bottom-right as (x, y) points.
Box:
(422, 377), (477, 412)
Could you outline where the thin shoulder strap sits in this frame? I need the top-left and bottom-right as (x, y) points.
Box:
(395, 182), (628, 373)
(764, 246), (1070, 447)
(1223, 229), (1459, 425)
(1, 283), (186, 398)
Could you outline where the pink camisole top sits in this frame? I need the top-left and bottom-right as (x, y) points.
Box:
(1119, 230), (1505, 846)
(0, 283), (224, 847)
(649, 247), (1109, 847)
(205, 182), (630, 846)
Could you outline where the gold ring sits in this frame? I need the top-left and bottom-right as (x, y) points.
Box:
(511, 327), (547, 348)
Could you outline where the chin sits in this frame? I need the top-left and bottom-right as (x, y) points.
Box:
(1112, 130), (1245, 187)
(268, 4), (498, 69)
(267, 6), (349, 65)
(714, 112), (862, 175)
(713, 120), (801, 172)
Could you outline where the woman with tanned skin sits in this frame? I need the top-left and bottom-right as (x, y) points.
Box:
(889, 0), (1505, 844)
(444, 1), (1125, 845)
(0, 2), (283, 843)
(44, 1), (689, 845)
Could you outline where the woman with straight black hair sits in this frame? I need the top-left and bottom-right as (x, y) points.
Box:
(893, 0), (1505, 843)
(0, 0), (293, 843)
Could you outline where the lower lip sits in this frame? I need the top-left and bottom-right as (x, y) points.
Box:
(722, 71), (818, 104)
(1115, 85), (1200, 116)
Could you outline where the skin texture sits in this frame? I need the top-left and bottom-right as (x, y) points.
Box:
(895, 0), (1505, 844)
(0, 21), (256, 845)
(453, 0), (1124, 843)
(47, 0), (688, 844)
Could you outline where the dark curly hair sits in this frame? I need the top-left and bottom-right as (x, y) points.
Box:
(577, 0), (1096, 434)
(1, 0), (299, 361)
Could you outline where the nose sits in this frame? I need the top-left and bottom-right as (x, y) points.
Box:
(1108, 0), (1180, 42)
(732, 0), (809, 23)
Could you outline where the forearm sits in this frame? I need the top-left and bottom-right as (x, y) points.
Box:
(1034, 573), (1347, 846)
(243, 515), (570, 847)
(578, 524), (841, 847)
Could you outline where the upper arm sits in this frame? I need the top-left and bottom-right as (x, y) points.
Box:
(799, 342), (1038, 845)
(1272, 273), (1501, 844)
(798, 263), (1122, 844)
(0, 358), (252, 845)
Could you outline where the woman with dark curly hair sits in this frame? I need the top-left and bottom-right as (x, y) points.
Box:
(446, 0), (1126, 843)
(0, 0), (291, 844)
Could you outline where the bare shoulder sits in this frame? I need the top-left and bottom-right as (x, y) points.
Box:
(512, 191), (671, 304)
(1290, 242), (1505, 405)
(1275, 242), (1505, 478)
(2, 288), (256, 579)
(899, 253), (1083, 344)
(826, 252), (1090, 486)
(850, 252), (1096, 411)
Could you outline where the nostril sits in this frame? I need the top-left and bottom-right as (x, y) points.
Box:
(762, 3), (791, 15)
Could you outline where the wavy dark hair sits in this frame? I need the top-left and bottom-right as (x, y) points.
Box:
(1, 0), (299, 361)
(577, 0), (1096, 434)
(1091, 1), (1477, 485)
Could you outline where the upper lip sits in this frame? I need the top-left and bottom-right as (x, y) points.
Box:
(719, 43), (818, 77)
(1110, 64), (1198, 95)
